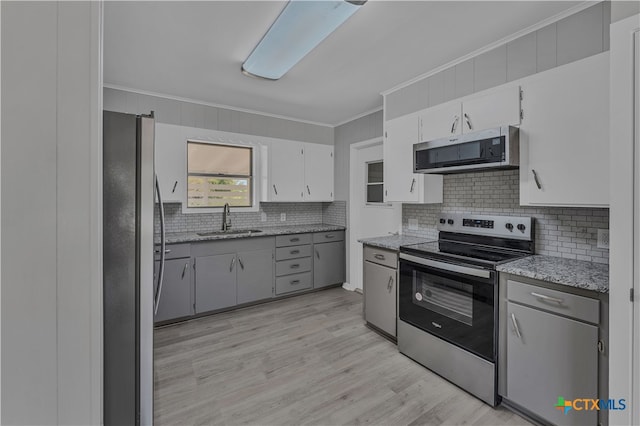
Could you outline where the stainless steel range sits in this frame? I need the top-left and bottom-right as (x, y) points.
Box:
(398, 213), (534, 406)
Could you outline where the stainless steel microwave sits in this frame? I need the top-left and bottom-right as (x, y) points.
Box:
(413, 126), (519, 174)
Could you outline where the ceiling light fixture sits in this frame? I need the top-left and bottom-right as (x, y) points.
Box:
(242, 0), (367, 81)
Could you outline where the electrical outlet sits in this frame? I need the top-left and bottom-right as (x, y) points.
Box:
(280, 212), (286, 222)
(597, 229), (610, 249)
(408, 218), (418, 230)
(260, 212), (267, 222)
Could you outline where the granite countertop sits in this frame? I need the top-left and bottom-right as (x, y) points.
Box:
(358, 235), (433, 251)
(496, 255), (609, 294)
(158, 223), (346, 244)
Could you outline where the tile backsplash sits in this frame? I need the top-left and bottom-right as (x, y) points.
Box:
(156, 201), (346, 234)
(402, 169), (609, 264)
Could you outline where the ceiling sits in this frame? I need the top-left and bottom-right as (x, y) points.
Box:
(104, 1), (583, 126)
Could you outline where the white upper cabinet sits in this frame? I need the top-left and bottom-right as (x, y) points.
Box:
(519, 52), (609, 207)
(155, 123), (186, 203)
(384, 113), (443, 204)
(268, 142), (305, 201)
(303, 143), (334, 201)
(418, 101), (462, 142)
(461, 85), (521, 132)
(266, 141), (334, 202)
(418, 85), (521, 142)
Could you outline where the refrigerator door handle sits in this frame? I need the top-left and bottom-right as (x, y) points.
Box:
(154, 175), (166, 315)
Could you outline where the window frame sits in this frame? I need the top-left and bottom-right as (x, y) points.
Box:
(365, 160), (385, 205)
(185, 140), (255, 210)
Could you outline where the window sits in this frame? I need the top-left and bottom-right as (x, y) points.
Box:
(366, 161), (384, 203)
(187, 141), (253, 208)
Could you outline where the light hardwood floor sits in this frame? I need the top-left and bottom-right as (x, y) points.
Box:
(154, 287), (532, 426)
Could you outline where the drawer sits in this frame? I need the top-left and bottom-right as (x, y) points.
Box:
(276, 257), (312, 277)
(154, 243), (190, 260)
(313, 230), (345, 244)
(363, 245), (398, 269)
(276, 245), (312, 261)
(276, 272), (312, 295)
(507, 280), (599, 324)
(276, 233), (312, 247)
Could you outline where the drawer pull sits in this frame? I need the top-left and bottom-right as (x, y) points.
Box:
(511, 313), (522, 339)
(290, 280), (301, 285)
(155, 249), (171, 254)
(374, 254), (386, 260)
(431, 322), (442, 329)
(325, 234), (335, 239)
(290, 250), (300, 255)
(290, 264), (300, 269)
(530, 292), (564, 304)
(290, 237), (300, 242)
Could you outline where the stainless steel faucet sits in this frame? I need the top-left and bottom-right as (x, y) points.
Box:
(222, 203), (232, 231)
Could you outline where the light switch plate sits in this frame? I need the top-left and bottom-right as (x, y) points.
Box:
(408, 218), (419, 230)
(261, 212), (267, 222)
(597, 229), (609, 249)
(280, 213), (286, 222)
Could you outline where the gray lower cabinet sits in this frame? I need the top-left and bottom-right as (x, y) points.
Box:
(506, 302), (598, 426)
(363, 260), (396, 337)
(313, 241), (345, 288)
(154, 258), (193, 323)
(237, 249), (274, 304)
(501, 277), (605, 426)
(194, 253), (237, 313)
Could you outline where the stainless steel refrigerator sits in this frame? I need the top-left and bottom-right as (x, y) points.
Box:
(103, 110), (155, 425)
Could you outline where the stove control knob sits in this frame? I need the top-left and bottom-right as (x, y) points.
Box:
(517, 224), (526, 232)
(505, 223), (514, 231)
(439, 218), (446, 224)
(447, 219), (454, 225)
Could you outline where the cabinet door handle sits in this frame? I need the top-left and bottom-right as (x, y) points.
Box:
(387, 276), (393, 292)
(530, 292), (563, 304)
(182, 262), (188, 279)
(230, 257), (236, 272)
(171, 181), (178, 193)
(290, 280), (301, 285)
(290, 264), (300, 269)
(464, 113), (473, 130)
(273, 184), (278, 195)
(409, 178), (416, 193)
(374, 254), (385, 260)
(531, 169), (542, 190)
(307, 185), (311, 195)
(451, 116), (459, 134)
(238, 257), (244, 270)
(290, 249), (300, 255)
(316, 250), (320, 259)
(510, 313), (522, 339)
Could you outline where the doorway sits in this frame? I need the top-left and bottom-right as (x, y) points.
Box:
(347, 139), (401, 292)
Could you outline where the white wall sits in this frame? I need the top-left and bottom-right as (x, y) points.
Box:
(1, 2), (102, 424)
(608, 13), (640, 426)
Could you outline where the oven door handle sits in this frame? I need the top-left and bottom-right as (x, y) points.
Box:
(399, 253), (491, 279)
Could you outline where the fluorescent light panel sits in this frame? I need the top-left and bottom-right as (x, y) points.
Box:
(242, 0), (365, 80)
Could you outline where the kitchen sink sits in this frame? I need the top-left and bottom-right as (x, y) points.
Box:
(197, 229), (263, 237)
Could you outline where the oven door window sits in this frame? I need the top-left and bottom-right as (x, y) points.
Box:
(399, 260), (496, 361)
(413, 271), (473, 326)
